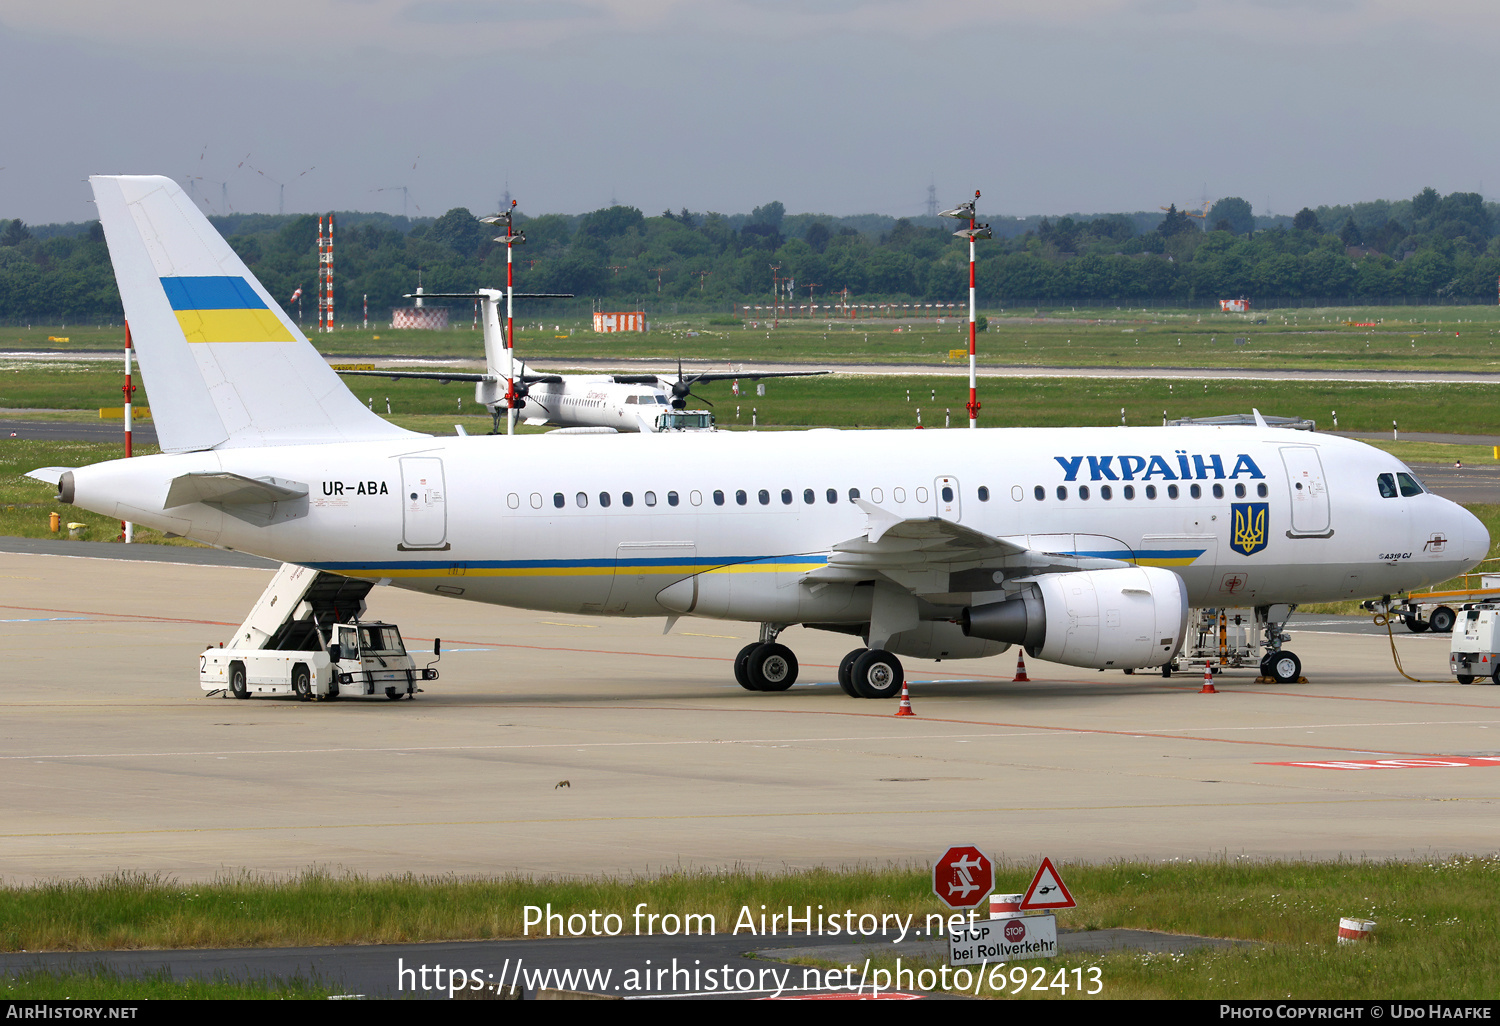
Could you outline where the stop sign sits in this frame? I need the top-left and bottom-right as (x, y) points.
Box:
(932, 845), (994, 909)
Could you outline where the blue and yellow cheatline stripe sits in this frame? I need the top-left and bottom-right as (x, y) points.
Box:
(306, 548), (1208, 580)
(160, 275), (294, 344)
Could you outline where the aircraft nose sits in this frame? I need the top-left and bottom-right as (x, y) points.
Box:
(1453, 502), (1491, 567)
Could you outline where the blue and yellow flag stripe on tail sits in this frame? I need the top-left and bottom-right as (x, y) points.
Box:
(160, 275), (294, 344)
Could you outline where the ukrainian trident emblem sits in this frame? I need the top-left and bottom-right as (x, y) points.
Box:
(1230, 502), (1269, 556)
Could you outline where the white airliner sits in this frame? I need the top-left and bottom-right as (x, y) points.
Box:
(338, 290), (827, 434)
(29, 176), (1490, 699)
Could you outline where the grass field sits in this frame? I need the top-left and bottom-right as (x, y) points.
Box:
(0, 860), (1494, 999)
(14, 302), (1500, 372)
(9, 358), (1500, 436)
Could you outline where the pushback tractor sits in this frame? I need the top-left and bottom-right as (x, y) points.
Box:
(199, 563), (439, 701)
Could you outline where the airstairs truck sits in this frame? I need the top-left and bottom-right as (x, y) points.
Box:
(199, 563), (439, 701)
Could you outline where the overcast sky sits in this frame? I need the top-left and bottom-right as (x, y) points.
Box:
(1, 1), (1495, 226)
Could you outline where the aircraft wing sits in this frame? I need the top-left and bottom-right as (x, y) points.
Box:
(335, 370), (565, 384)
(606, 370), (831, 385)
(806, 499), (1131, 595)
(684, 370), (830, 384)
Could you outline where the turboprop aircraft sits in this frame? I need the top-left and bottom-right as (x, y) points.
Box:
(29, 176), (1492, 699)
(337, 289), (828, 434)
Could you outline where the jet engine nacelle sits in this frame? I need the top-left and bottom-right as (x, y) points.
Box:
(961, 566), (1189, 670)
(883, 621), (1008, 661)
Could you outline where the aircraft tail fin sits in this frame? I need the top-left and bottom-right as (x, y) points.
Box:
(90, 175), (416, 453)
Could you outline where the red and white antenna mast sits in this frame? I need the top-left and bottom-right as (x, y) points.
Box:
(940, 190), (992, 428)
(121, 322), (136, 542)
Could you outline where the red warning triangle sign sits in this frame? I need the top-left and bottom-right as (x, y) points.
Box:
(1020, 856), (1076, 910)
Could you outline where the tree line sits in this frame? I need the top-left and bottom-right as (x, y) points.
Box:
(4, 187), (1499, 323)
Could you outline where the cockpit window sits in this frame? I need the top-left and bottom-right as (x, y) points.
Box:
(1397, 472), (1425, 497)
(1377, 473), (1397, 498)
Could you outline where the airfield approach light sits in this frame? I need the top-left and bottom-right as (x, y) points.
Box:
(947, 190), (990, 429)
(479, 200), (526, 434)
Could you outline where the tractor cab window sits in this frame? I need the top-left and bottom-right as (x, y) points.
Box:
(359, 625), (406, 656)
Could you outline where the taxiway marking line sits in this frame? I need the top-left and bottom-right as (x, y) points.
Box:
(6, 794), (1498, 841)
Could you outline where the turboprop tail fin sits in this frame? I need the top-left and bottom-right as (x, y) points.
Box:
(90, 175), (415, 453)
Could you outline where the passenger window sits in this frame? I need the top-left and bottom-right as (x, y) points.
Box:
(894, 487), (906, 503)
(599, 492), (611, 508)
(804, 488), (815, 504)
(848, 488), (861, 502)
(1145, 485), (1157, 499)
(667, 491), (679, 506)
(713, 490), (725, 506)
(1397, 473), (1424, 497)
(974, 485), (986, 501)
(530, 493), (542, 509)
(645, 491), (658, 507)
(622, 491), (634, 507)
(507, 493), (519, 509)
(826, 489), (837, 503)
(690, 490), (702, 506)
(1079, 485), (1090, 500)
(1167, 484), (1179, 499)
(781, 489), (793, 505)
(575, 492), (589, 508)
(1257, 483), (1268, 498)
(1056, 485), (1068, 500)
(1101, 485), (1112, 500)
(944, 486), (956, 502)
(758, 489), (770, 505)
(1235, 483), (1246, 499)
(1123, 484), (1135, 499)
(1034, 485), (1045, 501)
(1212, 484), (1223, 499)
(916, 487), (929, 503)
(736, 489), (748, 505)
(1189, 484), (1201, 499)
(553, 492), (564, 509)
(871, 488), (884, 502)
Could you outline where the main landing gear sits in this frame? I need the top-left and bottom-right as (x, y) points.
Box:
(732, 625), (905, 699)
(838, 648), (904, 699)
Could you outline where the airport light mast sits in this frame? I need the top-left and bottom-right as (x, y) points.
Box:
(940, 191), (992, 428)
(480, 202), (526, 434)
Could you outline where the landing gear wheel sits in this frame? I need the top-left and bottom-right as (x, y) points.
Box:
(1429, 606), (1457, 633)
(850, 649), (903, 700)
(747, 643), (798, 692)
(733, 643), (761, 691)
(293, 666), (312, 702)
(1404, 616), (1430, 634)
(1269, 650), (1302, 684)
(837, 650), (861, 697)
(229, 662), (248, 700)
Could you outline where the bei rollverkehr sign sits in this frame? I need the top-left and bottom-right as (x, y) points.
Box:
(932, 845), (994, 910)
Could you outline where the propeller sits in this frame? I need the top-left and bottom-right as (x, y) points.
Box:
(667, 359), (713, 410)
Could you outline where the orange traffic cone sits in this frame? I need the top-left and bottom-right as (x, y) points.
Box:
(1199, 661), (1217, 694)
(895, 681), (915, 716)
(1013, 651), (1031, 682)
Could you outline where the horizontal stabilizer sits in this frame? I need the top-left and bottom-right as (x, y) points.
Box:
(25, 467), (73, 488)
(164, 472), (308, 509)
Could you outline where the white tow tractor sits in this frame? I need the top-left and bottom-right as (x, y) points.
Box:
(1448, 605), (1500, 685)
(199, 563), (439, 701)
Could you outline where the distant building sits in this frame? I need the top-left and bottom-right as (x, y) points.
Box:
(593, 311), (645, 333)
(391, 307), (449, 330)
